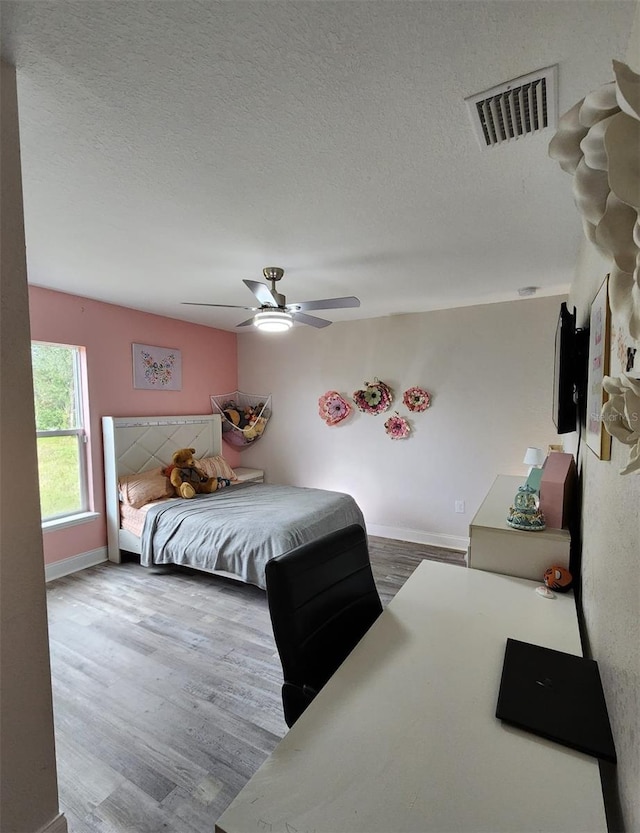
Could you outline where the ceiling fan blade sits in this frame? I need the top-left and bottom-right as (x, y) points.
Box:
(236, 316), (257, 327)
(182, 302), (257, 310)
(243, 279), (279, 306)
(291, 311), (332, 328)
(288, 296), (360, 312)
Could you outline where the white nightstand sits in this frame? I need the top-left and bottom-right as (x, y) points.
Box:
(234, 467), (264, 484)
(468, 475), (571, 581)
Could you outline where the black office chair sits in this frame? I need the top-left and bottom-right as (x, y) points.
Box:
(265, 523), (383, 727)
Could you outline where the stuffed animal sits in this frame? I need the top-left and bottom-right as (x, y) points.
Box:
(163, 448), (221, 499)
(223, 407), (242, 427)
(243, 415), (267, 441)
(543, 565), (573, 592)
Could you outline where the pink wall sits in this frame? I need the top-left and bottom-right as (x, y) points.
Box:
(29, 286), (238, 564)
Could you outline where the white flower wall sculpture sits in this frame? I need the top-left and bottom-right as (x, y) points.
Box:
(549, 60), (640, 340)
(601, 374), (640, 474)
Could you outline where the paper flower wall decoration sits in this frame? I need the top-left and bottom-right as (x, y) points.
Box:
(601, 374), (640, 474)
(384, 412), (411, 439)
(548, 60), (640, 340)
(352, 379), (394, 415)
(402, 386), (431, 412)
(318, 391), (352, 426)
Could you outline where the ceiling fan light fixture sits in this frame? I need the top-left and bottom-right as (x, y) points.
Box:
(253, 309), (293, 332)
(184, 266), (356, 330)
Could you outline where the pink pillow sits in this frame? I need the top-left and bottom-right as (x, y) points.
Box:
(198, 455), (238, 481)
(118, 467), (174, 508)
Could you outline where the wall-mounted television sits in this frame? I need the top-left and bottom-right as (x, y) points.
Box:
(553, 303), (589, 434)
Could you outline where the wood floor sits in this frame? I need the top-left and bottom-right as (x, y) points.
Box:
(46, 538), (465, 833)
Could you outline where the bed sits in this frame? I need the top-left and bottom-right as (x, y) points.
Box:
(102, 414), (365, 589)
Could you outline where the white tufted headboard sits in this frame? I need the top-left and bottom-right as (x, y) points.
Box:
(102, 414), (223, 562)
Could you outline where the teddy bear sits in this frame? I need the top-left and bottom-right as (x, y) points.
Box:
(163, 448), (228, 499)
(243, 415), (267, 441)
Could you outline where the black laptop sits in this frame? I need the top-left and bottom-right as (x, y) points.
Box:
(496, 638), (616, 763)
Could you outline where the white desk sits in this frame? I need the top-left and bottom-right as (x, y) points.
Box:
(215, 561), (606, 833)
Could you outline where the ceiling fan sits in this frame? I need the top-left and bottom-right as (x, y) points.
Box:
(183, 267), (360, 332)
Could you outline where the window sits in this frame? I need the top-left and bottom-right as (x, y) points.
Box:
(31, 342), (90, 522)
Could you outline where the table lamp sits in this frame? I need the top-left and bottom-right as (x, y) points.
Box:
(523, 446), (545, 474)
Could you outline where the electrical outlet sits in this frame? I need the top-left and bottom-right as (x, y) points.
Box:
(455, 500), (465, 513)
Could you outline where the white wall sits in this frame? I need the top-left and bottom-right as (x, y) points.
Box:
(561, 10), (640, 830)
(572, 249), (640, 832)
(0, 61), (66, 833)
(238, 295), (562, 549)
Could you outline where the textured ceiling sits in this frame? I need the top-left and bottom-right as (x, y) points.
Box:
(1, 1), (636, 331)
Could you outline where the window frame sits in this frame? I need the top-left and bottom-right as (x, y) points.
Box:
(32, 341), (92, 524)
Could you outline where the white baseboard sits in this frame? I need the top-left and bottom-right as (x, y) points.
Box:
(45, 547), (108, 582)
(367, 524), (469, 553)
(36, 812), (68, 833)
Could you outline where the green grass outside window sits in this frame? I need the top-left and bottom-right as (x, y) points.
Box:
(36, 436), (82, 519)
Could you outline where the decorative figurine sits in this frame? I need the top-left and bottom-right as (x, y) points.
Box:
(506, 484), (546, 531)
(543, 565), (573, 592)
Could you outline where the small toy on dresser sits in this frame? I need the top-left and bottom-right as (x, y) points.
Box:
(543, 565), (573, 592)
(163, 448), (229, 499)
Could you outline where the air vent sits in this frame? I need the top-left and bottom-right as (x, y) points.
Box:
(465, 65), (558, 149)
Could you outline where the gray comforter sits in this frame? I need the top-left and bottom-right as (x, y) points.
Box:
(140, 482), (365, 589)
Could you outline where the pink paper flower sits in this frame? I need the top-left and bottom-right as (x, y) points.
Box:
(318, 391), (352, 426)
(402, 386), (431, 412)
(352, 379), (394, 415)
(384, 412), (411, 439)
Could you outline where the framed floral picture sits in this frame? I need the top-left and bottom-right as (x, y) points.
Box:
(585, 277), (612, 460)
(132, 343), (182, 391)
